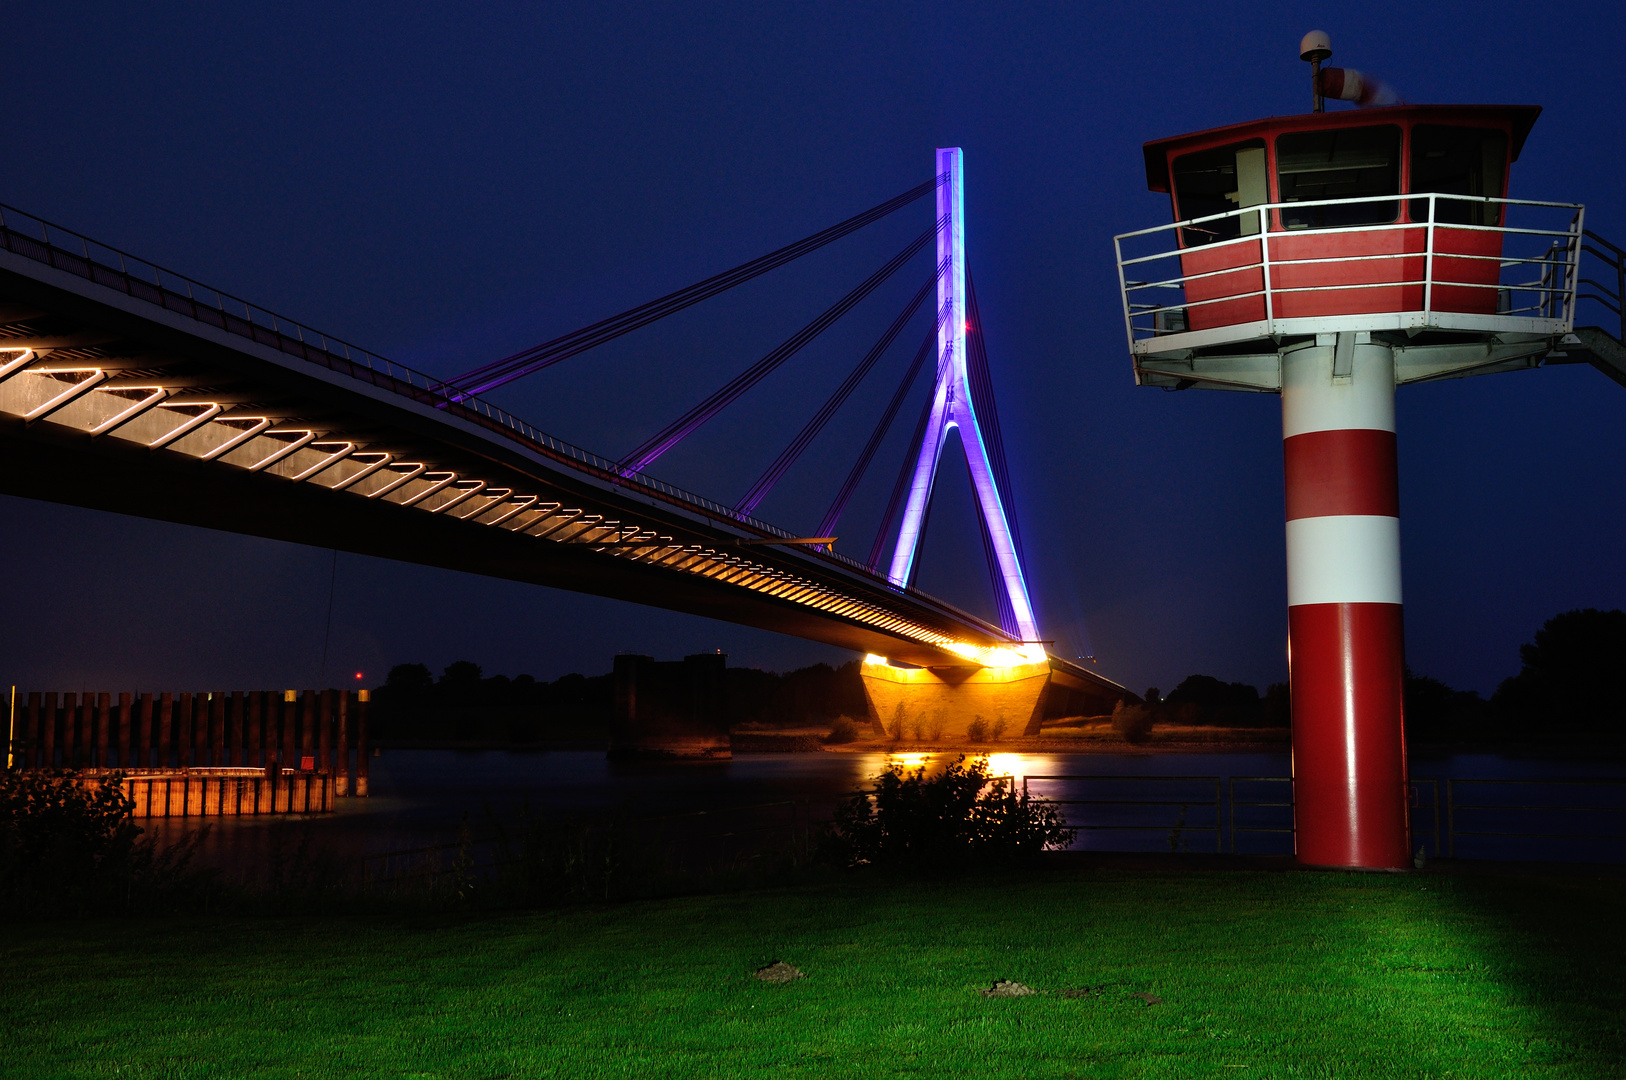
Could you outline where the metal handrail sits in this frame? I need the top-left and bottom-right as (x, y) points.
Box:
(0, 200), (999, 628)
(1579, 229), (1626, 342)
(1024, 774), (1225, 853)
(1444, 777), (1626, 858)
(1113, 192), (1585, 353)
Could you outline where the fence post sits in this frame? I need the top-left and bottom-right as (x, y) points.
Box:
(60, 692), (78, 767)
(1446, 779), (1456, 859)
(229, 692), (244, 766)
(281, 690), (298, 766)
(246, 691), (262, 767)
(356, 689), (370, 797)
(25, 692), (41, 770)
(210, 692), (225, 767)
(336, 690), (351, 796)
(177, 693), (195, 768)
(40, 692), (56, 769)
(319, 689), (333, 776)
(137, 693), (153, 770)
(157, 692), (173, 768)
(300, 690), (316, 771)
(95, 692), (111, 769)
(117, 692), (132, 769)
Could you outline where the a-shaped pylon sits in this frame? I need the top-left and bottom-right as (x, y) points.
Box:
(886, 147), (1041, 652)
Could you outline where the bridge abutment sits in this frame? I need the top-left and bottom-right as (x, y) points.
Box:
(859, 659), (1118, 741)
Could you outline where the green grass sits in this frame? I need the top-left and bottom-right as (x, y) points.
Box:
(2, 866), (1623, 1078)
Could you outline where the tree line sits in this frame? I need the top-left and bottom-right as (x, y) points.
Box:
(370, 658), (867, 743)
(1117, 608), (1625, 745)
(371, 608), (1624, 747)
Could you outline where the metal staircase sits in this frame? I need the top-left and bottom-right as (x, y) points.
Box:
(1551, 230), (1626, 386)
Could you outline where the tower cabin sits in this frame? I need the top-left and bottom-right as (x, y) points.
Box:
(1117, 104), (1582, 391)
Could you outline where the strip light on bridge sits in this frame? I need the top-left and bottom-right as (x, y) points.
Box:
(886, 148), (1042, 650)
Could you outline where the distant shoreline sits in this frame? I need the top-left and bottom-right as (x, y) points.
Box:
(373, 728), (1624, 759)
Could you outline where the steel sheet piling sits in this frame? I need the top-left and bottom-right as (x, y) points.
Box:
(157, 692), (173, 768)
(137, 693), (153, 769)
(116, 692), (131, 769)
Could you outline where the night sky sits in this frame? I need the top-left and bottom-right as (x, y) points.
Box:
(2, 1), (1622, 699)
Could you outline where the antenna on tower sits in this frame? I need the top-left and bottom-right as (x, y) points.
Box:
(1300, 30), (1332, 113)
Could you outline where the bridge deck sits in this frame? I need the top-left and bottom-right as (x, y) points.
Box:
(0, 205), (1120, 692)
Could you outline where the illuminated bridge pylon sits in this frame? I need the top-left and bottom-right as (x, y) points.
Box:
(886, 147), (1041, 656)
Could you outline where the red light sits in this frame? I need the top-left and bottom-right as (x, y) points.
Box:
(354, 672), (363, 680)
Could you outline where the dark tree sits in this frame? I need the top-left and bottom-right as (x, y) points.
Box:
(1260, 682), (1291, 728)
(1493, 609), (1626, 739)
(1164, 674), (1263, 726)
(1403, 669), (1487, 744)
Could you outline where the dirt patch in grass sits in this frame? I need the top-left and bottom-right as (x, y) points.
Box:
(982, 980), (1037, 997)
(754, 961), (804, 983)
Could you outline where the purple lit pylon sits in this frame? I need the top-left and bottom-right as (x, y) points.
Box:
(886, 148), (1041, 651)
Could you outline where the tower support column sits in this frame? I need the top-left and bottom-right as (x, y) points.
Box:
(1282, 333), (1410, 869)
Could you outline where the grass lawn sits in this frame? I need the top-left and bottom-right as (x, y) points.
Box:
(2, 864), (1622, 1078)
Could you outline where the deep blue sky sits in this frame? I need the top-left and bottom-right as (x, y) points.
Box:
(1, 1), (1622, 698)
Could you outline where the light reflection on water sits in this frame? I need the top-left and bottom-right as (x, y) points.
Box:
(142, 748), (1626, 867)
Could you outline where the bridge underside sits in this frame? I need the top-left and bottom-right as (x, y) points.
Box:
(0, 240), (1121, 699)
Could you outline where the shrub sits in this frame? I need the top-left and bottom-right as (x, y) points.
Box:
(990, 715), (1008, 741)
(1111, 701), (1154, 743)
(0, 771), (211, 918)
(966, 716), (989, 743)
(823, 716), (860, 744)
(886, 704), (907, 742)
(819, 755), (1076, 869)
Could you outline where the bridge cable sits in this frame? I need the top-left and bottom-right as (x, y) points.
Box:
(731, 267), (938, 519)
(866, 387), (938, 573)
(973, 484), (1020, 636)
(617, 225), (935, 478)
(439, 177), (944, 399)
(812, 319), (939, 550)
(963, 262), (1026, 571)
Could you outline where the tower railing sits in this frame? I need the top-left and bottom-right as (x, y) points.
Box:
(1114, 193), (1585, 356)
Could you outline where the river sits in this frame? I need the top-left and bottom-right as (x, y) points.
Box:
(145, 748), (1626, 871)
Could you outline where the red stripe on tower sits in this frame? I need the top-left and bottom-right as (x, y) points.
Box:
(1282, 334), (1410, 869)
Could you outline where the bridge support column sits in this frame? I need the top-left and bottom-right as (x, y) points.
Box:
(609, 653), (731, 759)
(1282, 334), (1410, 869)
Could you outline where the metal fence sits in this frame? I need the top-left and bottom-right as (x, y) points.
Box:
(357, 798), (817, 890)
(1022, 773), (1626, 861)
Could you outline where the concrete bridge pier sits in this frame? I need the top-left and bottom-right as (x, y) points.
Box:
(859, 657), (1120, 741)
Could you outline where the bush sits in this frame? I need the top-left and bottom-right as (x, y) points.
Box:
(1111, 701), (1154, 743)
(819, 755), (1075, 869)
(0, 771), (211, 918)
(823, 716), (860, 744)
(967, 716), (989, 743)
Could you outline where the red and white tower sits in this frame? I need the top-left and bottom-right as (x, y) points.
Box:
(1114, 35), (1584, 868)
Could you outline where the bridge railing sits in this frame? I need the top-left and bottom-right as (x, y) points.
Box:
(0, 201), (977, 612)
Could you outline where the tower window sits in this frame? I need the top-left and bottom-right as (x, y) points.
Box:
(1276, 125), (1401, 229)
(1171, 139), (1266, 245)
(1409, 126), (1508, 226)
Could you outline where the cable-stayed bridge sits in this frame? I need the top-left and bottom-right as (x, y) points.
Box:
(0, 149), (1124, 726)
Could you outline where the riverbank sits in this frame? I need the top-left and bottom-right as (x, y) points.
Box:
(5, 864), (1620, 1078)
(376, 726), (1625, 759)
